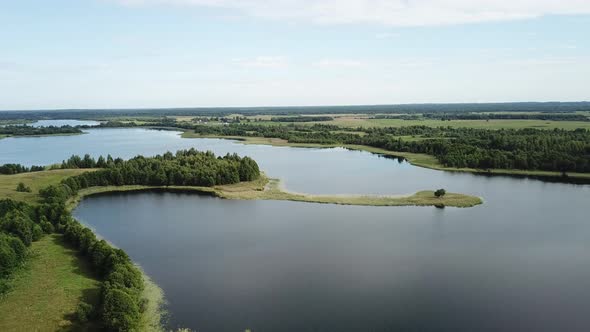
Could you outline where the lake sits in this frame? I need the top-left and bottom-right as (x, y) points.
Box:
(2, 127), (589, 331)
(0, 119), (100, 127)
(30, 119), (101, 127)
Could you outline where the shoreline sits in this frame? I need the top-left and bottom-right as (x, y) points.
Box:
(0, 132), (85, 140)
(61, 174), (482, 330)
(181, 132), (590, 182)
(66, 175), (483, 210)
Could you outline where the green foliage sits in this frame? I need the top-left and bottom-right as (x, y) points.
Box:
(434, 189), (446, 198)
(41, 149), (261, 205)
(0, 164), (44, 175)
(15, 182), (32, 193)
(0, 124), (82, 137)
(270, 116), (334, 122)
(76, 302), (94, 323)
(0, 210), (35, 246)
(191, 123), (590, 173)
(101, 288), (140, 331)
(2, 148), (261, 330)
(0, 233), (26, 279)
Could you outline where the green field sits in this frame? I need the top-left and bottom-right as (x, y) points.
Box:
(321, 116), (590, 130)
(183, 113), (590, 130)
(0, 234), (101, 332)
(0, 169), (95, 204)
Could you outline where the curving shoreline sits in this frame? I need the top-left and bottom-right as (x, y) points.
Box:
(181, 132), (590, 182)
(66, 174), (483, 210)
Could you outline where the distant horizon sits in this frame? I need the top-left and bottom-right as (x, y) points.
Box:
(1, 100), (590, 113)
(1, 1), (589, 110)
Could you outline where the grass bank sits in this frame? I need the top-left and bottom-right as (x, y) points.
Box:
(66, 175), (482, 209)
(0, 169), (165, 331)
(181, 132), (590, 181)
(0, 169), (96, 204)
(0, 234), (101, 331)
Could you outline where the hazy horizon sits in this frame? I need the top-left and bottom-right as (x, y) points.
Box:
(1, 1), (589, 109)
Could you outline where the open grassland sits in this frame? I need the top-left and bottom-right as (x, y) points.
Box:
(182, 132), (590, 181)
(221, 177), (483, 208)
(67, 174), (483, 208)
(321, 116), (590, 130)
(0, 169), (95, 204)
(0, 234), (101, 332)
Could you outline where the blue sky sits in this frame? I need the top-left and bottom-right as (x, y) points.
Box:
(0, 0), (589, 110)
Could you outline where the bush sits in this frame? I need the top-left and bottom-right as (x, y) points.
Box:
(1, 212), (34, 246)
(102, 288), (140, 331)
(15, 182), (32, 193)
(76, 301), (94, 323)
(0, 233), (26, 276)
(31, 224), (43, 241)
(40, 220), (55, 234)
(434, 189), (446, 198)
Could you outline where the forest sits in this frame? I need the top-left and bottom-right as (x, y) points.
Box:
(189, 123), (590, 173)
(0, 164), (45, 175)
(1, 102), (589, 120)
(421, 113), (589, 121)
(0, 149), (260, 331)
(270, 116), (334, 122)
(374, 113), (589, 121)
(0, 125), (82, 137)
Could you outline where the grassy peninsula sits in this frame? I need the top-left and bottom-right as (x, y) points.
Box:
(65, 174), (482, 209)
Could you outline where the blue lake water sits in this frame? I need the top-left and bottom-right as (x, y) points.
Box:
(1, 127), (589, 331)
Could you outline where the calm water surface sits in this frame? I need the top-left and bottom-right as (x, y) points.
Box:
(31, 119), (100, 127)
(2, 127), (589, 331)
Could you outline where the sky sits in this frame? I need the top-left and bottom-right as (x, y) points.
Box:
(0, 0), (589, 110)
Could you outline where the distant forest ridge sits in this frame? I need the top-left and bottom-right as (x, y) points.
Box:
(1, 102), (590, 119)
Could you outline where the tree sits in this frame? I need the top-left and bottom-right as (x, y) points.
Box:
(101, 288), (140, 331)
(15, 182), (31, 193)
(434, 189), (446, 198)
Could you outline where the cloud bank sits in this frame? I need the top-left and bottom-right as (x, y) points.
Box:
(115, 0), (590, 26)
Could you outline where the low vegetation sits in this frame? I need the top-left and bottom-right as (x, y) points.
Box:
(0, 234), (101, 331)
(0, 149), (261, 331)
(0, 125), (83, 137)
(182, 123), (590, 175)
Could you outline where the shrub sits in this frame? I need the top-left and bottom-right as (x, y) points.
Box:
(76, 302), (94, 323)
(15, 182), (32, 193)
(1, 212), (34, 246)
(40, 220), (55, 234)
(434, 189), (446, 198)
(0, 233), (26, 276)
(102, 288), (140, 331)
(31, 224), (43, 241)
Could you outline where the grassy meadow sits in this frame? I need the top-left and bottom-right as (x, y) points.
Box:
(0, 169), (95, 204)
(0, 234), (101, 332)
(321, 116), (590, 130)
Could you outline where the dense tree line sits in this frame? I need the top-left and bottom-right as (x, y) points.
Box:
(0, 164), (44, 175)
(270, 116), (334, 122)
(0, 125), (82, 136)
(190, 123), (590, 173)
(50, 149), (260, 194)
(0, 200), (46, 293)
(2, 102), (590, 120)
(1, 149), (260, 330)
(0, 198), (145, 330)
(422, 113), (589, 121)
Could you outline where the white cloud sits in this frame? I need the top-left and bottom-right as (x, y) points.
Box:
(231, 56), (288, 68)
(112, 0), (590, 26)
